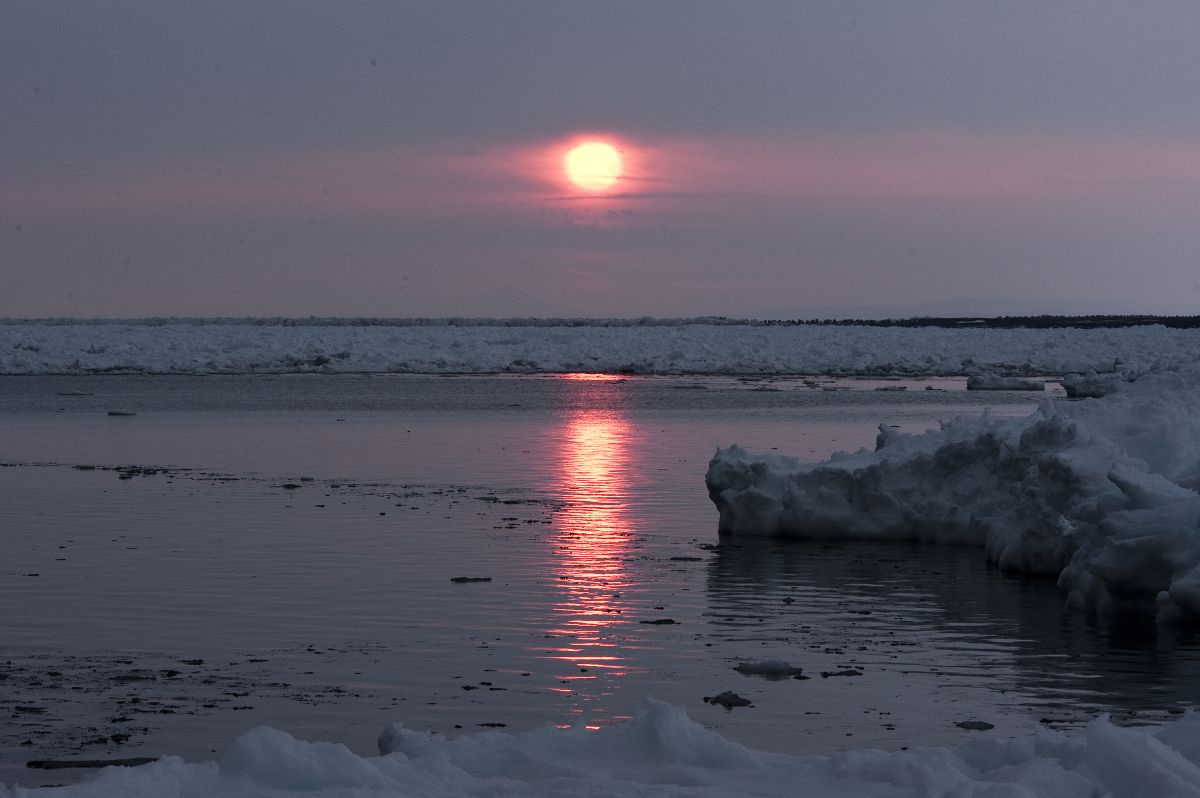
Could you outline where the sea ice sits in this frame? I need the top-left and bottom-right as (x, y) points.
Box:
(707, 368), (1200, 617)
(3, 319), (1198, 376)
(7, 699), (1200, 797)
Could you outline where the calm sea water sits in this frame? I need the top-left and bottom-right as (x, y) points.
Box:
(3, 374), (1198, 785)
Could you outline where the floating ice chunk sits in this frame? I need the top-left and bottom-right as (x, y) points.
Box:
(733, 660), (805, 680)
(707, 369), (1200, 617)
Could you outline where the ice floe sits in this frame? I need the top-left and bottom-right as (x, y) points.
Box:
(8, 699), (1200, 797)
(707, 368), (1200, 617)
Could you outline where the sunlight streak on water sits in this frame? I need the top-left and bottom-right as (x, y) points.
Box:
(546, 408), (635, 680)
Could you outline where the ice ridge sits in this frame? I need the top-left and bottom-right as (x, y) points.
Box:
(707, 369), (1200, 617)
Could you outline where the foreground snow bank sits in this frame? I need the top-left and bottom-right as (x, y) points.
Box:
(3, 320), (1198, 375)
(707, 369), (1200, 617)
(8, 700), (1200, 797)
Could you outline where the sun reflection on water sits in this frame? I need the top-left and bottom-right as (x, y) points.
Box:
(548, 408), (633, 670)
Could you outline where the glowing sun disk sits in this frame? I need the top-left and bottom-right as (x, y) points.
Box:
(565, 142), (622, 191)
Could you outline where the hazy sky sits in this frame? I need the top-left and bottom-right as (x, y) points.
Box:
(4, 1), (1200, 318)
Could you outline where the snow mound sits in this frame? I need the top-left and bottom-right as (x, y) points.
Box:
(707, 369), (1200, 617)
(8, 700), (1200, 797)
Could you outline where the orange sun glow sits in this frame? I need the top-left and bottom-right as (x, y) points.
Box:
(564, 141), (623, 191)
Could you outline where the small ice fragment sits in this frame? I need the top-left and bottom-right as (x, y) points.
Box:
(733, 661), (804, 680)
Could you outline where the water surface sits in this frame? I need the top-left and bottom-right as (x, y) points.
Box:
(3, 374), (1194, 786)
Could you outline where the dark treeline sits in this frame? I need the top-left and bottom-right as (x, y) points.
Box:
(764, 315), (1200, 329)
(3, 315), (1199, 329)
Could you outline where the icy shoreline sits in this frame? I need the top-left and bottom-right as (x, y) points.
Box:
(7, 699), (1200, 797)
(3, 320), (1198, 376)
(707, 369), (1200, 617)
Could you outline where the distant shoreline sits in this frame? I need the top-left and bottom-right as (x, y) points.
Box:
(2, 314), (1199, 329)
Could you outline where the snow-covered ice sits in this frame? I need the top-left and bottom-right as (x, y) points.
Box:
(1061, 369), (1124, 398)
(7, 700), (1200, 797)
(707, 368), (1200, 617)
(2, 319), (1198, 375)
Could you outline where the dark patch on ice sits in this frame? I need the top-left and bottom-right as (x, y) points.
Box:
(639, 618), (677, 625)
(109, 671), (158, 683)
(956, 720), (994, 731)
(819, 669), (863, 678)
(450, 577), (492, 583)
(703, 691), (753, 710)
(27, 756), (157, 770)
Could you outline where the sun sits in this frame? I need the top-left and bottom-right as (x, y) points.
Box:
(564, 141), (623, 191)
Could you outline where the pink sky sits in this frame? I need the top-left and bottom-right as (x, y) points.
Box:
(5, 126), (1200, 317)
(5, 2), (1200, 317)
(7, 131), (1200, 219)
